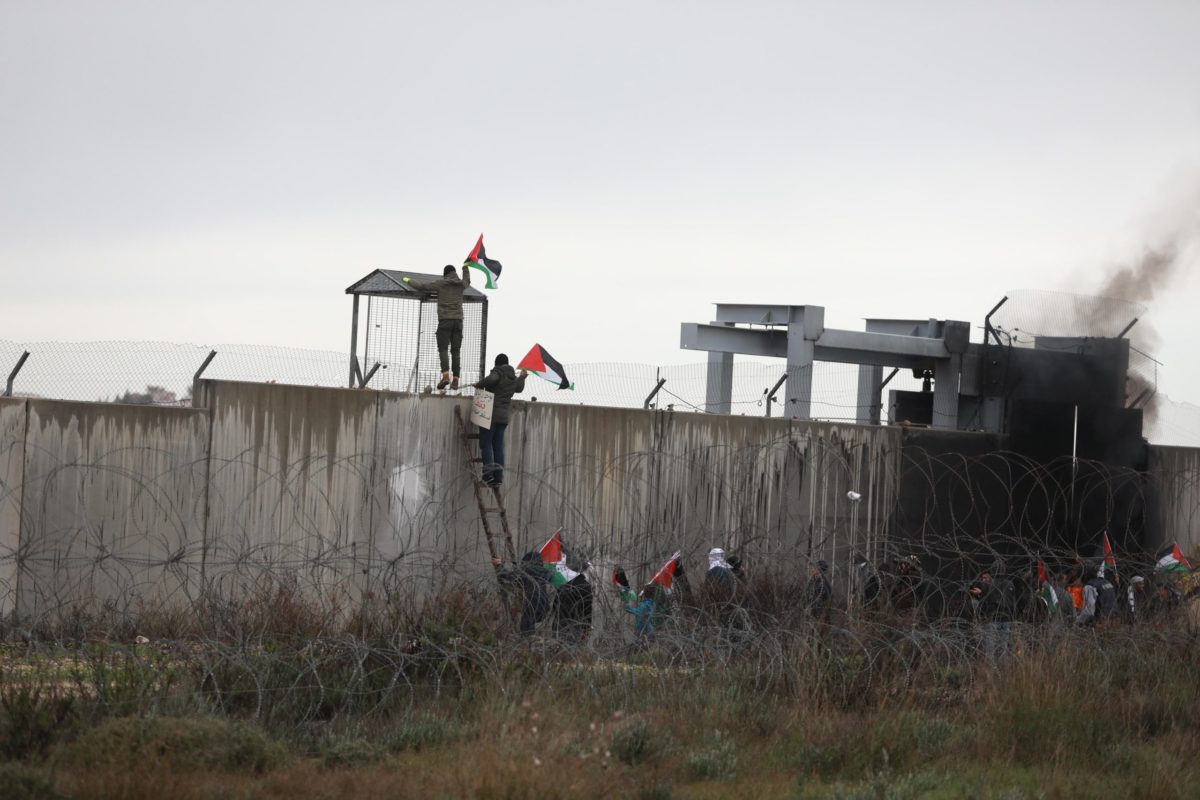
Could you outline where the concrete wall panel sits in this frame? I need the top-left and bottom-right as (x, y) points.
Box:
(1148, 445), (1200, 555)
(0, 398), (27, 615)
(18, 400), (209, 618)
(204, 381), (377, 602)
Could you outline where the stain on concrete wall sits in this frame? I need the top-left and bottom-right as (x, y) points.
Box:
(0, 398), (27, 615)
(17, 399), (209, 618)
(1148, 446), (1200, 555)
(203, 381), (376, 603)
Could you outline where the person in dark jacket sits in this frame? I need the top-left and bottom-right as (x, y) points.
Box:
(705, 547), (736, 592)
(473, 354), (527, 487)
(805, 560), (832, 622)
(970, 571), (1015, 665)
(493, 552), (551, 635)
(1076, 568), (1117, 625)
(553, 555), (594, 642)
(403, 265), (471, 390)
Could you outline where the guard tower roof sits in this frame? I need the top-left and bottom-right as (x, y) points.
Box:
(345, 269), (488, 302)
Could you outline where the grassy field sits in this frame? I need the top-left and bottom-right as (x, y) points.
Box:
(2, 589), (1199, 798)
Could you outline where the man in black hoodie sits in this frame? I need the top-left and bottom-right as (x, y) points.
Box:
(492, 552), (551, 635)
(473, 353), (527, 488)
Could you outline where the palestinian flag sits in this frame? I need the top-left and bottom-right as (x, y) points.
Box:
(1098, 532), (1118, 579)
(1156, 543), (1192, 574)
(537, 529), (578, 588)
(612, 566), (637, 605)
(1037, 559), (1059, 613)
(518, 344), (574, 390)
(650, 551), (682, 591)
(464, 234), (502, 289)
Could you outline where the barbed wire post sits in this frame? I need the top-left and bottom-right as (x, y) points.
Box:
(361, 362), (384, 388)
(765, 373), (786, 418)
(191, 350), (216, 407)
(643, 375), (666, 409)
(4, 350), (29, 397)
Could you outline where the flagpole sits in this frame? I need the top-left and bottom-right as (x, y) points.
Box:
(1070, 404), (1079, 537)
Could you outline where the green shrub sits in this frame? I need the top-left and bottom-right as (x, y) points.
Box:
(630, 783), (673, 800)
(0, 683), (77, 760)
(791, 741), (843, 778)
(685, 732), (737, 780)
(58, 716), (287, 773)
(611, 717), (657, 766)
(383, 715), (471, 752)
(319, 735), (385, 769)
(0, 762), (65, 800)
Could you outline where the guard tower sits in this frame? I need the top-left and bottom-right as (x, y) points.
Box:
(346, 269), (489, 392)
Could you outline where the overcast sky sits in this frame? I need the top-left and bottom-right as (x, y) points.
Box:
(2, 1), (1198, 403)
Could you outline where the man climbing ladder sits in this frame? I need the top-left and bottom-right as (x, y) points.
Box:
(402, 264), (470, 390)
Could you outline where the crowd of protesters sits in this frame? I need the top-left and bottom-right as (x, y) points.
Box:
(489, 537), (1199, 655)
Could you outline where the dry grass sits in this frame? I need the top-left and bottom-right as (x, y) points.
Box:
(4, 581), (1200, 799)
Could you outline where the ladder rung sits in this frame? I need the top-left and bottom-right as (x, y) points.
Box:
(468, 457), (483, 463)
(483, 507), (504, 514)
(463, 433), (480, 440)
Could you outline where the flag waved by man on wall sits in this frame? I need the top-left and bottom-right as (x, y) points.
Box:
(464, 234), (502, 289)
(518, 344), (574, 390)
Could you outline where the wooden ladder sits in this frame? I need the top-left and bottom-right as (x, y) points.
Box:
(454, 405), (516, 572)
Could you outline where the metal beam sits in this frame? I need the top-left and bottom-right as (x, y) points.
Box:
(683, 323), (953, 367)
(681, 323), (787, 358)
(713, 304), (806, 325)
(855, 365), (883, 425)
(816, 329), (948, 360)
(705, 350), (733, 413)
(931, 355), (962, 429)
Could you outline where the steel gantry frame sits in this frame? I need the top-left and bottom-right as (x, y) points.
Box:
(680, 304), (971, 429)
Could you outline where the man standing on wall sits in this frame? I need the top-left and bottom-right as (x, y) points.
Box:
(473, 353), (527, 488)
(402, 264), (470, 390)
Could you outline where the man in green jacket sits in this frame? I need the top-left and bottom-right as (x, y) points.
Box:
(473, 353), (527, 487)
(403, 265), (470, 390)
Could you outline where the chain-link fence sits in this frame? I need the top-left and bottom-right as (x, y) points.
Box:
(1, 338), (1195, 444)
(0, 338), (929, 422)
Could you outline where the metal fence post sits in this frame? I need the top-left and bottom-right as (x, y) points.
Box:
(643, 377), (667, 409)
(764, 373), (787, 417)
(4, 351), (29, 397)
(192, 350), (217, 407)
(361, 362), (384, 388)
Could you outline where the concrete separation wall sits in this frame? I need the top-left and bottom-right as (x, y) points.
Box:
(0, 379), (1197, 622)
